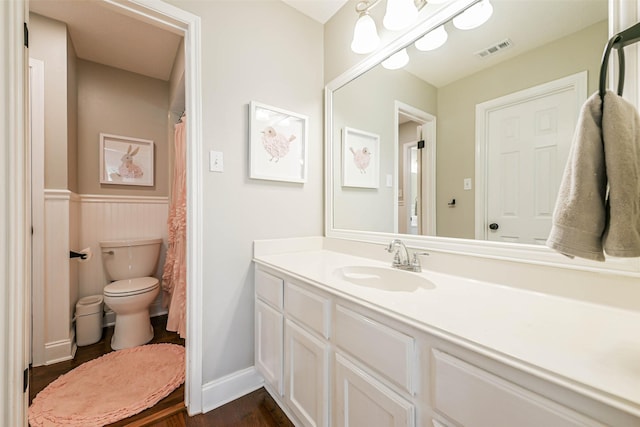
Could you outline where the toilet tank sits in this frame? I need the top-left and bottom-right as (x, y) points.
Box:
(100, 238), (162, 281)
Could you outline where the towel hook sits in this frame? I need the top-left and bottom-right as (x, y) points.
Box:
(599, 21), (640, 102)
(599, 34), (625, 101)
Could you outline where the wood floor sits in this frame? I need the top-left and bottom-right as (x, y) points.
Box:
(29, 315), (293, 427)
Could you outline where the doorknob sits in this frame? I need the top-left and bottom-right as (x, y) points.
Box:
(489, 223), (499, 230)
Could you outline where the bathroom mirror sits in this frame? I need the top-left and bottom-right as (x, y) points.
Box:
(326, 0), (640, 271)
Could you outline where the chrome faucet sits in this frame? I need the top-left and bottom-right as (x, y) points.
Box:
(385, 239), (428, 272)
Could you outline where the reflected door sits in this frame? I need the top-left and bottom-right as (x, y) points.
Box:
(483, 75), (585, 244)
(403, 143), (420, 235)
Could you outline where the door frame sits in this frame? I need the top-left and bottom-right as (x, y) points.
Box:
(394, 101), (436, 236)
(7, 0), (204, 423)
(474, 71), (587, 241)
(3, 0), (28, 424)
(98, 1), (205, 415)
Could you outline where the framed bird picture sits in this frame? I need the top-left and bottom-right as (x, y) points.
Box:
(249, 101), (308, 183)
(342, 127), (380, 188)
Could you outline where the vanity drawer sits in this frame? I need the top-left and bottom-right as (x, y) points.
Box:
(335, 305), (415, 394)
(255, 269), (283, 310)
(432, 350), (604, 427)
(285, 282), (330, 339)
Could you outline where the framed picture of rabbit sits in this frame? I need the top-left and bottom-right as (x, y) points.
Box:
(342, 127), (380, 188)
(249, 101), (308, 183)
(99, 133), (155, 186)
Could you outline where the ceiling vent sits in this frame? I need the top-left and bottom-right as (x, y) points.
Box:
(475, 38), (513, 58)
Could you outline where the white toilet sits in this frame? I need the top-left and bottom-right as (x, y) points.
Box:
(99, 238), (162, 350)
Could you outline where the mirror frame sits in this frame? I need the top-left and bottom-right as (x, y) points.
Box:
(325, 0), (640, 275)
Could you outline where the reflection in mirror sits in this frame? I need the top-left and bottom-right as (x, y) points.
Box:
(331, 0), (607, 245)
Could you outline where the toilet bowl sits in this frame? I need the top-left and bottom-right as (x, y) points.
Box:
(100, 238), (162, 350)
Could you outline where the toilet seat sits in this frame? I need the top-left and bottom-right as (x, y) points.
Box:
(104, 277), (159, 297)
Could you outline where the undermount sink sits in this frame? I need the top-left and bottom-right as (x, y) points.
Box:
(334, 266), (435, 292)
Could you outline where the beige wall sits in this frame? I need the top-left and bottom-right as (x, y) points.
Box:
(30, 13), (70, 190)
(436, 20), (607, 238)
(163, 0), (324, 383)
(76, 60), (169, 196)
(67, 33), (78, 193)
(333, 65), (437, 232)
(31, 0), (324, 388)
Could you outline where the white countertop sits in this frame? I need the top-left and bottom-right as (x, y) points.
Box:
(253, 248), (640, 417)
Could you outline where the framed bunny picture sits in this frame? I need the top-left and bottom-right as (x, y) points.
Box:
(99, 133), (154, 186)
(342, 127), (379, 188)
(249, 101), (308, 183)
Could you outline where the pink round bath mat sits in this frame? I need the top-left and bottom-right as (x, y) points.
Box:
(29, 343), (185, 427)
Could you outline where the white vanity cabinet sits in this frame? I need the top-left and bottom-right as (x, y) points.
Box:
(254, 263), (640, 427)
(255, 269), (284, 396)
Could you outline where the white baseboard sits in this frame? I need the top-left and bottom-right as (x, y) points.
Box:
(44, 330), (76, 365)
(201, 366), (264, 413)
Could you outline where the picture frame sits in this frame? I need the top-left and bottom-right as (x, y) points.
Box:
(342, 127), (380, 188)
(99, 133), (154, 186)
(249, 101), (308, 183)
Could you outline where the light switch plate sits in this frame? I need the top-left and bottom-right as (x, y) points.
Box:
(210, 151), (223, 172)
(464, 178), (472, 190)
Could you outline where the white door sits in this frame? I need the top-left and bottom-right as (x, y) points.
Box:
(29, 58), (45, 367)
(477, 72), (587, 244)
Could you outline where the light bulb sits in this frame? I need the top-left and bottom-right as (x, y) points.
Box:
(383, 0), (419, 31)
(453, 0), (493, 30)
(382, 48), (409, 70)
(351, 13), (380, 54)
(415, 25), (448, 51)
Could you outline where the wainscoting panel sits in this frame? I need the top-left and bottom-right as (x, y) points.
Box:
(70, 193), (80, 325)
(36, 192), (170, 365)
(78, 195), (169, 300)
(43, 191), (73, 361)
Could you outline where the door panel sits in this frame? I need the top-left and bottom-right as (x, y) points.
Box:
(482, 75), (585, 244)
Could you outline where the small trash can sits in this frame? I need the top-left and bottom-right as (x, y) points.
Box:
(75, 295), (104, 346)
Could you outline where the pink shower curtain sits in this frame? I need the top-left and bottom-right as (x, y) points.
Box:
(162, 114), (187, 338)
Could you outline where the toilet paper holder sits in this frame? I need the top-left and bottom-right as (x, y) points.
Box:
(70, 250), (87, 260)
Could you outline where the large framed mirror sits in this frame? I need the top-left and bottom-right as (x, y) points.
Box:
(326, 0), (640, 273)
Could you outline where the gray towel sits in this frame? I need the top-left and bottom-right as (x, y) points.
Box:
(546, 90), (640, 261)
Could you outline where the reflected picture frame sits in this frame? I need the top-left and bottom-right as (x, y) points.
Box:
(99, 133), (154, 186)
(249, 101), (308, 183)
(342, 127), (380, 188)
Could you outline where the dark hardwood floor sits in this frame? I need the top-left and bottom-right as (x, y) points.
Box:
(29, 315), (293, 427)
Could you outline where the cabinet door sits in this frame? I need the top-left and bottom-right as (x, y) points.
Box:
(285, 319), (329, 427)
(256, 299), (283, 396)
(334, 353), (415, 427)
(432, 350), (606, 427)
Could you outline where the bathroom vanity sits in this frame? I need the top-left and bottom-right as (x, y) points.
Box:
(253, 238), (640, 427)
